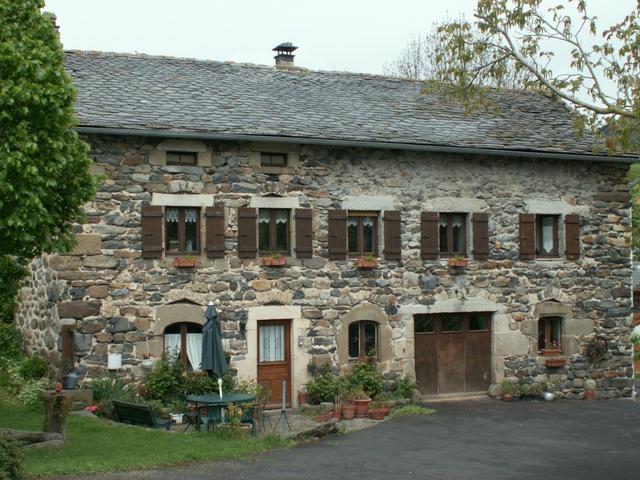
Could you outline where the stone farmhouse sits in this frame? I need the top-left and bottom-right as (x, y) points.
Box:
(16, 45), (637, 406)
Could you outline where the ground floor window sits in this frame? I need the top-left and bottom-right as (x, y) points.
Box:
(164, 322), (202, 369)
(348, 321), (378, 359)
(538, 316), (562, 353)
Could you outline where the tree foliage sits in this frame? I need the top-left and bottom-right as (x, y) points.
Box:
(383, 18), (531, 89)
(0, 0), (97, 263)
(431, 0), (639, 153)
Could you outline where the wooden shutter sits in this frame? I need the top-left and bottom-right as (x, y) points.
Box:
(383, 210), (402, 260)
(565, 214), (580, 260)
(472, 213), (490, 260)
(237, 208), (257, 258)
(519, 213), (536, 260)
(295, 209), (313, 258)
(328, 210), (347, 260)
(142, 205), (163, 259)
(205, 207), (225, 258)
(421, 212), (439, 260)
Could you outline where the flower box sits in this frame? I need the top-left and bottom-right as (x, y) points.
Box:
(356, 258), (377, 269)
(447, 257), (470, 268)
(262, 256), (286, 266)
(542, 348), (562, 357)
(174, 257), (197, 268)
(544, 357), (566, 368)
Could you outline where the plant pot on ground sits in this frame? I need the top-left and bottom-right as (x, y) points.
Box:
(367, 402), (387, 420)
(352, 388), (371, 418)
(341, 403), (356, 420)
(500, 379), (515, 402)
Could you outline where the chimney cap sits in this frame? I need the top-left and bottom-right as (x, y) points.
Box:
(272, 42), (298, 54)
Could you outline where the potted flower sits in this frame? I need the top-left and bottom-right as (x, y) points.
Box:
(221, 403), (252, 433)
(367, 401), (387, 420)
(174, 255), (197, 268)
(298, 387), (309, 406)
(584, 379), (597, 400)
(447, 255), (469, 268)
(356, 254), (377, 269)
(314, 405), (335, 423)
(530, 383), (544, 400)
(352, 387), (371, 418)
(500, 379), (514, 402)
(262, 252), (286, 266)
(140, 352), (155, 369)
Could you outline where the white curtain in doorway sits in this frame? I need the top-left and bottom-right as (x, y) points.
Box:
(186, 333), (202, 370)
(164, 334), (181, 359)
(259, 324), (284, 362)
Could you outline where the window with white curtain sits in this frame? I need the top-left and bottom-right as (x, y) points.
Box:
(259, 324), (285, 362)
(164, 322), (202, 370)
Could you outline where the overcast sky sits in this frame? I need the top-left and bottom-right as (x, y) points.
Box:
(45, 0), (634, 75)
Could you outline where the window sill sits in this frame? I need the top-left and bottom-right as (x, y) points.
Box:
(259, 166), (295, 175)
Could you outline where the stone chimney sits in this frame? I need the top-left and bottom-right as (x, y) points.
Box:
(273, 42), (298, 67)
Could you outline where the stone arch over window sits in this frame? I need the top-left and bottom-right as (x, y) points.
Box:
(141, 303), (207, 364)
(532, 300), (586, 355)
(337, 303), (391, 367)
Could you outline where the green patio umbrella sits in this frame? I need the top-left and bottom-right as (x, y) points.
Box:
(201, 303), (228, 379)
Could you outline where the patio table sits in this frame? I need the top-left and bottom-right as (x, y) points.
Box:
(187, 393), (256, 432)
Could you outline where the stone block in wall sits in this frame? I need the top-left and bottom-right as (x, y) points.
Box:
(87, 285), (109, 299)
(49, 255), (82, 271)
(78, 316), (107, 334)
(57, 300), (101, 319)
(302, 257), (325, 269)
(73, 333), (93, 353)
(68, 234), (102, 256)
(83, 255), (117, 269)
(107, 317), (132, 333)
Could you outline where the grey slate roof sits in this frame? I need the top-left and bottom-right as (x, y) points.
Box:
(65, 50), (611, 156)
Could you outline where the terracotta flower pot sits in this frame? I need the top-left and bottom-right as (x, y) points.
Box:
(368, 408), (386, 420)
(356, 258), (377, 269)
(298, 392), (308, 406)
(585, 390), (595, 400)
(333, 409), (342, 420)
(341, 404), (356, 420)
(381, 405), (391, 416)
(262, 256), (286, 266)
(353, 399), (371, 418)
(502, 394), (513, 402)
(315, 411), (334, 423)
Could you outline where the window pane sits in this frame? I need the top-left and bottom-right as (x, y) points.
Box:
(259, 324), (285, 362)
(362, 216), (375, 253)
(441, 316), (462, 332)
(415, 316), (434, 333)
(184, 208), (198, 252)
(363, 322), (377, 356)
(261, 153), (286, 166)
(439, 217), (448, 252)
(258, 210), (270, 252)
(347, 217), (358, 253)
(541, 216), (555, 254)
(538, 319), (547, 350)
(165, 207), (179, 251)
(348, 323), (360, 358)
(469, 314), (488, 331)
(452, 214), (464, 253)
(550, 317), (561, 348)
(274, 210), (288, 252)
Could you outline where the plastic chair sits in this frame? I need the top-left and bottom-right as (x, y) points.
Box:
(202, 405), (224, 432)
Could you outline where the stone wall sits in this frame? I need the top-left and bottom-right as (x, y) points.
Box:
(16, 134), (634, 400)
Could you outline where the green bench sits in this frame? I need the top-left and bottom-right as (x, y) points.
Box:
(112, 400), (172, 430)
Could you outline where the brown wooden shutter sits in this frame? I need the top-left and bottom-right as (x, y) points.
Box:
(421, 212), (439, 260)
(237, 208), (257, 258)
(295, 209), (313, 258)
(205, 207), (225, 258)
(565, 214), (580, 260)
(328, 210), (347, 260)
(142, 205), (163, 259)
(472, 212), (490, 260)
(383, 210), (402, 260)
(519, 213), (536, 260)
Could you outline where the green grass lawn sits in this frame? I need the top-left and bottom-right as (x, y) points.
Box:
(0, 402), (291, 477)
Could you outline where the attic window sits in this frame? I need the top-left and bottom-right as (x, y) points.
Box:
(167, 151), (197, 166)
(260, 153), (287, 167)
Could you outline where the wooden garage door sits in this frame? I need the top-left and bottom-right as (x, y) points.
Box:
(414, 312), (491, 395)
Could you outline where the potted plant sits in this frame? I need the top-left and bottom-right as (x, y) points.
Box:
(174, 255), (197, 268)
(447, 255), (469, 268)
(298, 387), (309, 406)
(341, 402), (356, 420)
(222, 403), (252, 433)
(530, 383), (544, 400)
(356, 254), (377, 269)
(520, 383), (532, 400)
(352, 387), (371, 418)
(314, 405), (335, 423)
(584, 379), (597, 400)
(500, 379), (514, 402)
(262, 252), (286, 266)
(140, 352), (155, 369)
(512, 383), (522, 401)
(367, 401), (387, 420)
(541, 340), (561, 357)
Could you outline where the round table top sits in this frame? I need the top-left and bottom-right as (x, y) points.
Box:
(187, 393), (256, 405)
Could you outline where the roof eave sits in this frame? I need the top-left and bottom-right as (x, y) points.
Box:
(76, 126), (639, 164)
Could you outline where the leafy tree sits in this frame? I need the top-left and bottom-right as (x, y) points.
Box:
(0, 0), (97, 263)
(383, 18), (531, 89)
(430, 0), (639, 153)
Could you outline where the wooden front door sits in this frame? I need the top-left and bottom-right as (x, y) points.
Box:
(257, 320), (291, 408)
(414, 313), (491, 395)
